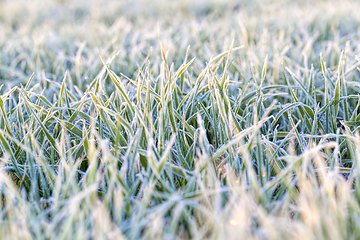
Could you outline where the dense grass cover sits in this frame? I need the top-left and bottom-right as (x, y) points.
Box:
(1, 0), (360, 239)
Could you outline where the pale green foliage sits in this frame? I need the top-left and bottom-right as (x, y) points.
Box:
(1, 0), (360, 239)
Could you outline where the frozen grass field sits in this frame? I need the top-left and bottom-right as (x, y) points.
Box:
(1, 0), (360, 239)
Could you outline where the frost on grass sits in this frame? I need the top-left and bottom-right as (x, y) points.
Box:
(1, 0), (360, 239)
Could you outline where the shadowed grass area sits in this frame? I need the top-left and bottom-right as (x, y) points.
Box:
(1, 0), (360, 239)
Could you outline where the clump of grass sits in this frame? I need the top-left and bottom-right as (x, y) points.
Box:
(1, 0), (360, 239)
